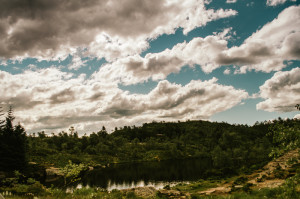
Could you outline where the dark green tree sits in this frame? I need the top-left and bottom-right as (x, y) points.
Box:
(0, 106), (28, 171)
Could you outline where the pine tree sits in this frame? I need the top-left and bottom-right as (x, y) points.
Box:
(4, 105), (15, 134)
(0, 106), (28, 171)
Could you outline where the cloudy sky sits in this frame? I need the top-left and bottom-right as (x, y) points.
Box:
(0, 0), (299, 134)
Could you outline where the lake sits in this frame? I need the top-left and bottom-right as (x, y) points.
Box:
(71, 158), (213, 190)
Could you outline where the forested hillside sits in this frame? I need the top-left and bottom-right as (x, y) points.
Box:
(26, 119), (298, 175)
(1, 106), (299, 175)
(0, 106), (300, 198)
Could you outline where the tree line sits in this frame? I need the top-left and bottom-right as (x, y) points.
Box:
(1, 106), (299, 178)
(0, 106), (27, 171)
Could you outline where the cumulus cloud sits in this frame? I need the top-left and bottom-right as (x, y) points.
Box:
(93, 32), (230, 85)
(107, 5), (300, 81)
(68, 54), (88, 70)
(0, 0), (237, 61)
(266, 0), (296, 6)
(94, 5), (300, 85)
(205, 5), (300, 73)
(257, 67), (300, 112)
(0, 68), (247, 133)
(101, 78), (248, 120)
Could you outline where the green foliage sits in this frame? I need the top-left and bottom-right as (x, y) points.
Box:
(61, 160), (86, 186)
(280, 172), (300, 198)
(242, 183), (253, 193)
(73, 187), (96, 196)
(26, 119), (276, 178)
(126, 191), (139, 198)
(172, 179), (219, 193)
(163, 184), (170, 190)
(5, 181), (47, 196)
(268, 119), (300, 158)
(110, 189), (123, 199)
(256, 174), (266, 183)
(0, 107), (27, 171)
(3, 118), (300, 198)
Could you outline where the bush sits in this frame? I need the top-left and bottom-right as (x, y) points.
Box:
(256, 174), (267, 182)
(1, 178), (18, 187)
(242, 183), (253, 193)
(73, 187), (96, 196)
(26, 181), (47, 195)
(126, 191), (137, 198)
(233, 176), (248, 185)
(163, 184), (170, 190)
(190, 194), (201, 199)
(110, 189), (123, 199)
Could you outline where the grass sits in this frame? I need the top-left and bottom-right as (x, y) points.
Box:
(2, 183), (300, 199)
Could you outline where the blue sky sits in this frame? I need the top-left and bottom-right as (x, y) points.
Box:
(0, 0), (299, 134)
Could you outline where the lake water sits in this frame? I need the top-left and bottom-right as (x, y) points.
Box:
(73, 158), (212, 190)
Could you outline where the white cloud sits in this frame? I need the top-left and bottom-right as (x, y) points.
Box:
(0, 0), (237, 61)
(266, 0), (296, 6)
(0, 68), (248, 133)
(93, 6), (300, 85)
(226, 0), (237, 3)
(218, 5), (300, 72)
(257, 67), (300, 112)
(88, 33), (149, 62)
(223, 68), (231, 75)
(68, 54), (88, 70)
(267, 0), (287, 6)
(92, 31), (230, 85)
(110, 5), (300, 80)
(28, 64), (37, 70)
(101, 78), (248, 119)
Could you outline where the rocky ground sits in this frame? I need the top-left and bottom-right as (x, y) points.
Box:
(198, 149), (299, 196)
(121, 149), (299, 198)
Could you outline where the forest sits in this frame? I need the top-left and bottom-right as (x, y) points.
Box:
(0, 106), (299, 198)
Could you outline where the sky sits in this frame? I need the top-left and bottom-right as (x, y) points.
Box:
(0, 0), (299, 134)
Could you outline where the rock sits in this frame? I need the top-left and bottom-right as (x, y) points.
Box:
(121, 186), (157, 198)
(46, 167), (62, 176)
(134, 186), (157, 198)
(159, 189), (182, 196)
(88, 166), (94, 171)
(45, 167), (63, 183)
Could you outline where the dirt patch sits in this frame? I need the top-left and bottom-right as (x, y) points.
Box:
(122, 186), (157, 198)
(198, 149), (299, 196)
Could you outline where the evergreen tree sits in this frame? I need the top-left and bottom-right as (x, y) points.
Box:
(0, 106), (28, 171)
(4, 105), (15, 134)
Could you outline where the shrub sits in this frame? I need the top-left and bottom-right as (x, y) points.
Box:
(233, 176), (248, 185)
(163, 184), (170, 190)
(73, 187), (96, 196)
(26, 181), (47, 195)
(126, 191), (137, 198)
(110, 189), (123, 199)
(242, 183), (253, 193)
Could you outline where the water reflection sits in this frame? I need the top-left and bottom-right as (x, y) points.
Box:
(106, 180), (183, 191)
(71, 158), (212, 190)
